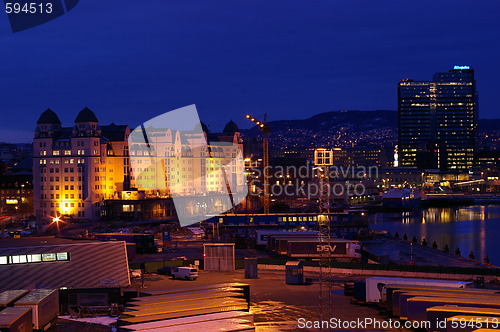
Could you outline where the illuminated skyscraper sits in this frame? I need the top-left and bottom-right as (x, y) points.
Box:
(398, 66), (478, 170)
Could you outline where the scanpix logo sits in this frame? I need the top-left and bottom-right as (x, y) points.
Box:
(3, 0), (79, 33)
(128, 105), (248, 226)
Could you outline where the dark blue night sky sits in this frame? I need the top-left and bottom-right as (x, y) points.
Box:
(1, 0), (499, 142)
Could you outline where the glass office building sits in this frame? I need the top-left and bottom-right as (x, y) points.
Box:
(398, 66), (478, 170)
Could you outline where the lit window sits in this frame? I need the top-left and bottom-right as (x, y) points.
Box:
(28, 254), (41, 263)
(11, 255), (27, 264)
(122, 204), (134, 212)
(56, 253), (69, 261)
(42, 253), (57, 262)
(0, 256), (7, 265)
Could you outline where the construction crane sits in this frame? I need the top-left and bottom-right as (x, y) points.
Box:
(245, 114), (270, 214)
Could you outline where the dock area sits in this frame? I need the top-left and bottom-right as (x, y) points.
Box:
(363, 238), (496, 269)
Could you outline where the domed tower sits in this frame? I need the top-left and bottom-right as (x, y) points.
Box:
(33, 108), (62, 223)
(222, 120), (241, 143)
(35, 108), (61, 138)
(73, 107), (100, 137)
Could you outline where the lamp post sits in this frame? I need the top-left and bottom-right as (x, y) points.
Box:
(53, 216), (61, 236)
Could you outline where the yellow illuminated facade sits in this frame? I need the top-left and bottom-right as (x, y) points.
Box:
(33, 108), (130, 222)
(128, 121), (245, 198)
(33, 109), (245, 223)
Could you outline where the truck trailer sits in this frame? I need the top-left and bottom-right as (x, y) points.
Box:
(384, 285), (499, 314)
(255, 230), (318, 247)
(406, 296), (500, 322)
(427, 308), (500, 332)
(284, 239), (361, 261)
(0, 290), (29, 310)
(0, 307), (32, 332)
(14, 289), (58, 331)
(267, 234), (361, 259)
(365, 277), (472, 303)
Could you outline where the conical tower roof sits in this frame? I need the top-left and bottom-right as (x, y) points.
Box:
(223, 120), (240, 133)
(37, 108), (61, 124)
(75, 107), (98, 122)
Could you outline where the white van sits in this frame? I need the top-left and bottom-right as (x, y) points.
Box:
(172, 267), (199, 280)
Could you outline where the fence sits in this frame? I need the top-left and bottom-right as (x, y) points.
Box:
(257, 258), (500, 277)
(131, 258), (245, 273)
(131, 258), (500, 277)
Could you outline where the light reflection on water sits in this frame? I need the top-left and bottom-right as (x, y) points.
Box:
(369, 205), (500, 265)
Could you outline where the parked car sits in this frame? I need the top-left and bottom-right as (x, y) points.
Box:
(157, 266), (178, 275)
(171, 267), (198, 280)
(129, 269), (141, 279)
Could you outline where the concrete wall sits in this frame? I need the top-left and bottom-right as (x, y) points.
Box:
(258, 264), (498, 282)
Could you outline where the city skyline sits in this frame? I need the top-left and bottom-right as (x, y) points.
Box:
(1, 3), (500, 330)
(1, 1), (500, 143)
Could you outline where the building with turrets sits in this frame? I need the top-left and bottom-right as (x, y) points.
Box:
(33, 108), (130, 223)
(34, 111), (245, 223)
(129, 120), (244, 197)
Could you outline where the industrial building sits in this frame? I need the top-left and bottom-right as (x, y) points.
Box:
(0, 237), (130, 292)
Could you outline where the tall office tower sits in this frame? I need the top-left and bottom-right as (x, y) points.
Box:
(33, 108), (130, 222)
(398, 66), (478, 170)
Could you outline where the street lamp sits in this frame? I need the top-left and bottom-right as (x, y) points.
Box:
(52, 216), (61, 236)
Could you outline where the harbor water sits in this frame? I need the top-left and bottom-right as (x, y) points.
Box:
(369, 205), (500, 266)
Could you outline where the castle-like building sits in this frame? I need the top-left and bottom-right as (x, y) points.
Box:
(33, 108), (244, 223)
(33, 108), (131, 222)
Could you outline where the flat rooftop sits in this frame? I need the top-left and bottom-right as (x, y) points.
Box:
(0, 236), (119, 248)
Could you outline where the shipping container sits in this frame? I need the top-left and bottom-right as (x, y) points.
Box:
(385, 285), (499, 314)
(389, 287), (500, 316)
(255, 230), (318, 247)
(203, 244), (235, 271)
(267, 235), (319, 252)
(427, 306), (500, 332)
(120, 283), (250, 326)
(427, 305), (500, 332)
(0, 290), (29, 310)
(445, 315), (500, 332)
(407, 296), (500, 322)
(399, 292), (500, 320)
(119, 311), (254, 331)
(94, 233), (156, 254)
(0, 307), (32, 332)
(266, 235), (361, 260)
(365, 277), (472, 303)
(428, 306), (500, 322)
(14, 289), (58, 331)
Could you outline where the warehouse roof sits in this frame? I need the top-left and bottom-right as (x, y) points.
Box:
(0, 237), (121, 248)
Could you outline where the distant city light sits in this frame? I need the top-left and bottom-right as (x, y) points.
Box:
(454, 65), (470, 70)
